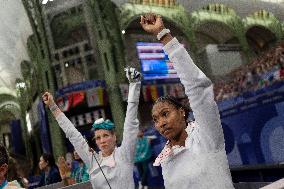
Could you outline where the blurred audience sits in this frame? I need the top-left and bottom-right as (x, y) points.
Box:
(215, 41), (284, 101)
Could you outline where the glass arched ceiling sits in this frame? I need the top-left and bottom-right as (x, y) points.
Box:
(0, 0), (33, 93)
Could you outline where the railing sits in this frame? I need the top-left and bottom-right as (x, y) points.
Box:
(36, 179), (284, 189)
(35, 181), (91, 189)
(35, 182), (64, 189)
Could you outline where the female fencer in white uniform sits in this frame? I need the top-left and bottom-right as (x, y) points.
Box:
(42, 67), (141, 189)
(140, 13), (235, 189)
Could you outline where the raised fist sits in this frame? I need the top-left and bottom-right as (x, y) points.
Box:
(42, 92), (55, 107)
(140, 13), (165, 35)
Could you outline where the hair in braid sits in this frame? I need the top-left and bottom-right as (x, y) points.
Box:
(154, 95), (191, 123)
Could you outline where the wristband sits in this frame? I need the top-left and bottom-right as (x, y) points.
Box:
(49, 103), (59, 112)
(157, 28), (170, 41)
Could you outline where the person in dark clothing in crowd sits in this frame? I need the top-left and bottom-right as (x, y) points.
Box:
(37, 153), (62, 187)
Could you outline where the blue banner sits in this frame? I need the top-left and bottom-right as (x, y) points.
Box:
(38, 100), (52, 153)
(218, 81), (284, 166)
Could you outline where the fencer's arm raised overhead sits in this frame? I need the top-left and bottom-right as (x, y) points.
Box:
(117, 67), (141, 162)
(140, 13), (234, 189)
(140, 13), (224, 149)
(42, 67), (142, 189)
(42, 67), (141, 165)
(42, 92), (95, 168)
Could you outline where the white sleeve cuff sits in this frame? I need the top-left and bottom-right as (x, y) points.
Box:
(162, 37), (181, 56)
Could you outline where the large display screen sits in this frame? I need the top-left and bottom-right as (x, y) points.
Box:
(136, 42), (178, 80)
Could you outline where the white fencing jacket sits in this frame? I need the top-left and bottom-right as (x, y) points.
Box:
(153, 38), (235, 189)
(55, 82), (141, 189)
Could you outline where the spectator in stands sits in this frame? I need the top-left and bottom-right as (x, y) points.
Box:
(237, 75), (246, 93)
(65, 152), (73, 170)
(134, 129), (155, 188)
(216, 89), (224, 101)
(42, 67), (141, 189)
(245, 70), (254, 89)
(141, 13), (234, 188)
(57, 156), (74, 186)
(250, 69), (261, 91)
(70, 151), (89, 184)
(7, 158), (28, 188)
(37, 153), (62, 187)
(69, 154), (79, 176)
(57, 156), (70, 180)
(0, 144), (24, 189)
(222, 84), (232, 99)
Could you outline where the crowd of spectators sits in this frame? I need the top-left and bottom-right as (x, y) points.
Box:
(214, 41), (284, 101)
(2, 150), (90, 188)
(34, 151), (89, 188)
